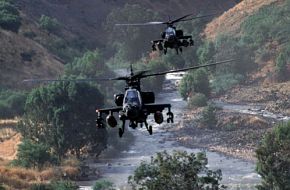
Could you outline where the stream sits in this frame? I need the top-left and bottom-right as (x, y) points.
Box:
(77, 76), (262, 190)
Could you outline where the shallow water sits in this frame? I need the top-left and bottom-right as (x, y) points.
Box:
(78, 79), (261, 190)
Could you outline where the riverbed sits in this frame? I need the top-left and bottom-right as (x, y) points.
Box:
(77, 88), (260, 190)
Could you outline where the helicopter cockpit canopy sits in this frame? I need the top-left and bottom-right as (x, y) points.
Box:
(165, 27), (176, 38)
(124, 89), (142, 106)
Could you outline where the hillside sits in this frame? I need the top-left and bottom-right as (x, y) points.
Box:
(203, 0), (290, 115)
(204, 0), (279, 40)
(0, 0), (237, 88)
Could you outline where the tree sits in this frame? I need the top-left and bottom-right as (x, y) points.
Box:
(200, 104), (217, 128)
(179, 68), (210, 100)
(256, 122), (290, 190)
(0, 0), (21, 32)
(11, 139), (55, 169)
(128, 151), (225, 190)
(18, 82), (107, 160)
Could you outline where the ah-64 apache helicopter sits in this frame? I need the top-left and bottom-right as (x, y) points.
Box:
(94, 59), (234, 137)
(23, 59), (234, 137)
(116, 13), (217, 55)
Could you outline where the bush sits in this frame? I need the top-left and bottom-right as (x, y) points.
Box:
(39, 15), (61, 33)
(135, 58), (168, 93)
(18, 82), (107, 160)
(0, 184), (5, 190)
(29, 183), (51, 190)
(0, 1), (21, 32)
(0, 89), (27, 119)
(275, 52), (289, 82)
(211, 73), (244, 95)
(11, 139), (56, 169)
(30, 181), (78, 190)
(179, 68), (210, 100)
(50, 180), (78, 190)
(128, 151), (225, 190)
(256, 122), (290, 190)
(93, 180), (115, 190)
(188, 93), (207, 108)
(200, 104), (217, 128)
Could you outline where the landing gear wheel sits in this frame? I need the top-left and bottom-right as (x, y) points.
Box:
(148, 126), (153, 135)
(167, 112), (174, 123)
(152, 43), (157, 51)
(119, 128), (124, 138)
(189, 39), (194, 46)
(129, 122), (137, 129)
(96, 118), (105, 128)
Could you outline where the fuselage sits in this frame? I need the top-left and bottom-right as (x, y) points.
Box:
(122, 88), (142, 120)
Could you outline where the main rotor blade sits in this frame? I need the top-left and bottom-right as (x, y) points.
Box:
(115, 21), (164, 26)
(142, 59), (236, 78)
(23, 78), (114, 83)
(168, 14), (193, 24)
(178, 13), (219, 22)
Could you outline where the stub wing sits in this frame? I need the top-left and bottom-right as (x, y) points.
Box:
(96, 107), (123, 115)
(144, 103), (171, 113)
(151, 39), (164, 43)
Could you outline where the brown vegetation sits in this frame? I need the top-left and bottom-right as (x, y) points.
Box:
(0, 133), (21, 160)
(0, 162), (80, 189)
(204, 0), (279, 40)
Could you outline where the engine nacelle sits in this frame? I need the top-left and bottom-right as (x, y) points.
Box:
(114, 94), (124, 106)
(176, 30), (184, 38)
(141, 92), (155, 104)
(154, 111), (164, 124)
(106, 115), (117, 128)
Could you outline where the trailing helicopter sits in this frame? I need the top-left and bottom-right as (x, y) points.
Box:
(23, 59), (235, 137)
(116, 13), (217, 55)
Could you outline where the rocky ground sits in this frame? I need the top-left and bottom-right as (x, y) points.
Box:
(170, 80), (290, 162)
(170, 109), (274, 161)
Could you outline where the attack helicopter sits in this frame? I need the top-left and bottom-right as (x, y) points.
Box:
(94, 59), (234, 137)
(23, 59), (235, 137)
(116, 13), (217, 55)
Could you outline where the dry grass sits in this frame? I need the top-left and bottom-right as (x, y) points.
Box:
(0, 166), (39, 189)
(204, 0), (280, 40)
(0, 164), (80, 189)
(0, 133), (21, 160)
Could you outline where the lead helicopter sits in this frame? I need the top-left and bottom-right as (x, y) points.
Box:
(116, 13), (217, 55)
(23, 59), (234, 137)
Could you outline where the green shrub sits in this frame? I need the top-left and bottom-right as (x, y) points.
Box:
(50, 181), (78, 190)
(201, 104), (217, 128)
(0, 184), (5, 190)
(276, 52), (289, 82)
(0, 89), (27, 119)
(256, 122), (290, 190)
(39, 15), (61, 33)
(135, 57), (168, 93)
(128, 151), (225, 190)
(11, 139), (56, 169)
(29, 183), (51, 190)
(179, 68), (210, 100)
(188, 93), (207, 108)
(0, 1), (21, 32)
(211, 73), (244, 95)
(18, 82), (107, 160)
(93, 180), (115, 190)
